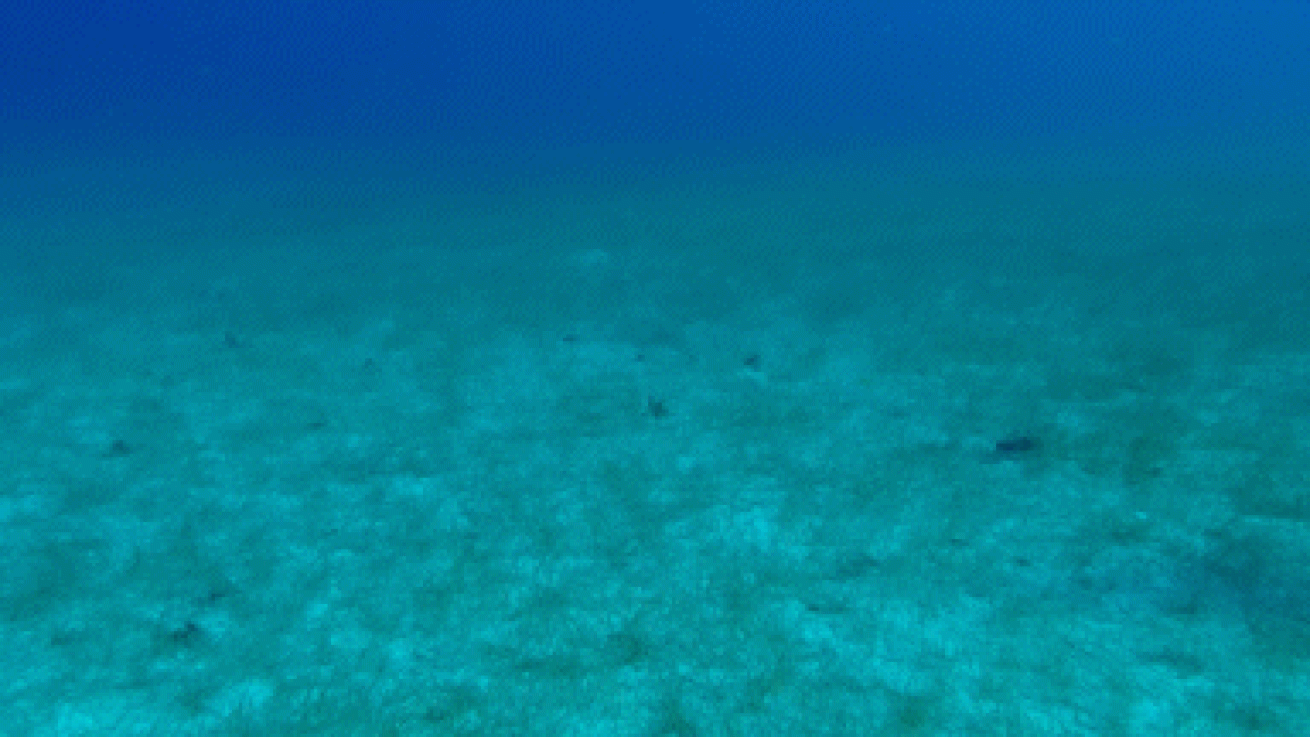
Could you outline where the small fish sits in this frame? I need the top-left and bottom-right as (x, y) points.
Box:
(986, 434), (1040, 463)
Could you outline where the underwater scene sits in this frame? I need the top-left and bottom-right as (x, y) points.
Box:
(2, 2), (1309, 734)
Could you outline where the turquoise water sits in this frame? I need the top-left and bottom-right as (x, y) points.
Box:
(3, 3), (1309, 734)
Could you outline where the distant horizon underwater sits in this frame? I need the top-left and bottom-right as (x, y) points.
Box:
(2, 2), (1310, 735)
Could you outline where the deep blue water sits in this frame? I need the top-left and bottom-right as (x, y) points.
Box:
(5, 1), (1307, 156)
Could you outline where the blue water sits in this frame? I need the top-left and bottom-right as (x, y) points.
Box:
(3, 2), (1310, 734)
(9, 2), (1308, 152)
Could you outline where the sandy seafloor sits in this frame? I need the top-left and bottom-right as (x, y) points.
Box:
(2, 134), (1309, 735)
